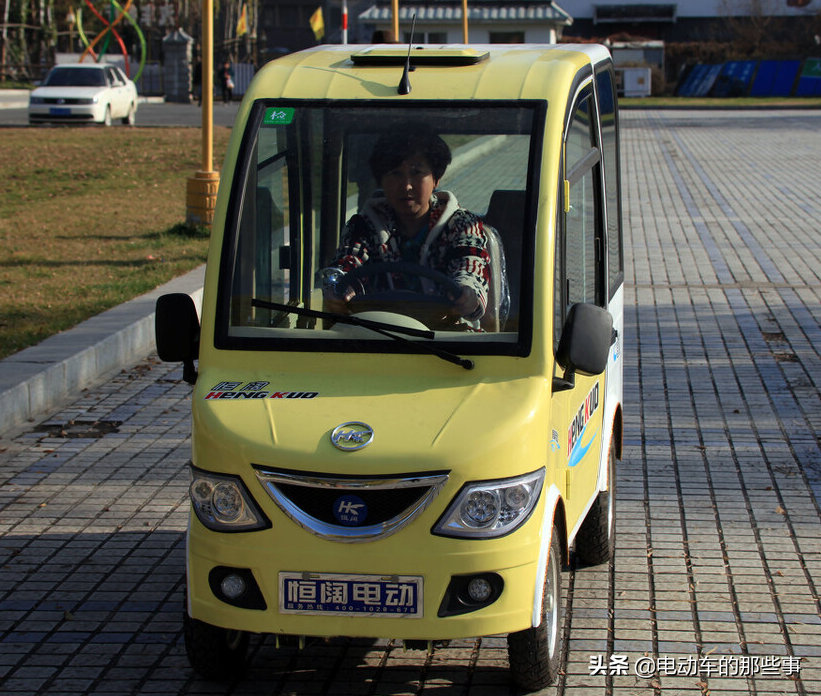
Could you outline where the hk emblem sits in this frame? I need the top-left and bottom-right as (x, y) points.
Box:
(330, 422), (374, 451)
(333, 494), (368, 526)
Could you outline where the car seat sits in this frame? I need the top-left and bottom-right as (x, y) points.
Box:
(482, 190), (525, 332)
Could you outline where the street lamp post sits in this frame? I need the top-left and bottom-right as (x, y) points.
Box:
(185, 0), (219, 226)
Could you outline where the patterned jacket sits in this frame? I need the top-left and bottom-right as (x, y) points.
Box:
(329, 191), (491, 321)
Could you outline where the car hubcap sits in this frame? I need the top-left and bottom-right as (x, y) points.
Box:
(545, 556), (558, 656)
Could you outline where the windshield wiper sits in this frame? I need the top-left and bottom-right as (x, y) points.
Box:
(251, 298), (474, 370)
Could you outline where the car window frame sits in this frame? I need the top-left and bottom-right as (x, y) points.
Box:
(215, 98), (546, 359)
(554, 68), (607, 351)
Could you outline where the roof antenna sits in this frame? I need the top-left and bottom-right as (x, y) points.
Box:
(397, 13), (417, 95)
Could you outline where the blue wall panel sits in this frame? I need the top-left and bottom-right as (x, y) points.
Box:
(795, 58), (821, 97)
(678, 64), (723, 97)
(749, 60), (801, 97)
(711, 61), (757, 97)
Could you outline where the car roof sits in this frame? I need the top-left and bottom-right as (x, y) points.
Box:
(51, 63), (116, 70)
(246, 44), (611, 103)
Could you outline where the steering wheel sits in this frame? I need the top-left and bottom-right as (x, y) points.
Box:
(339, 262), (465, 327)
(342, 261), (461, 303)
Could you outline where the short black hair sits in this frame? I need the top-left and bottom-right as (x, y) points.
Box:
(369, 124), (452, 182)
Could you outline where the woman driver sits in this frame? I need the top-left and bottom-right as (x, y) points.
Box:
(323, 124), (491, 326)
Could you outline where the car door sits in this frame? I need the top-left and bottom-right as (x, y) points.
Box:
(595, 62), (624, 466)
(550, 75), (609, 534)
(105, 67), (126, 118)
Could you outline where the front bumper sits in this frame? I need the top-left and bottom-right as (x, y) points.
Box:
(187, 507), (544, 640)
(28, 104), (105, 124)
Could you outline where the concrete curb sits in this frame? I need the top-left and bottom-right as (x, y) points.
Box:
(0, 265), (204, 436)
(0, 89), (30, 109)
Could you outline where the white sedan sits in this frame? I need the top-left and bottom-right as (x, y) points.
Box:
(28, 63), (138, 126)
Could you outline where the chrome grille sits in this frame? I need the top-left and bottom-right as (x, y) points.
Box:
(254, 467), (449, 543)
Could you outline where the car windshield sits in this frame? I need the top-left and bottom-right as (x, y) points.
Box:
(44, 67), (106, 87)
(217, 101), (543, 357)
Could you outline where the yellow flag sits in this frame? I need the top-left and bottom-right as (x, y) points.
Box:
(309, 7), (324, 41)
(237, 4), (248, 36)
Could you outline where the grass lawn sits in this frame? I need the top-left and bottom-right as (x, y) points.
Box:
(0, 127), (231, 360)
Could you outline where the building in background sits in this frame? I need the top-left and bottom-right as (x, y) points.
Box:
(558, 0), (821, 42)
(259, 0), (338, 53)
(357, 0), (573, 44)
(253, 0), (573, 50)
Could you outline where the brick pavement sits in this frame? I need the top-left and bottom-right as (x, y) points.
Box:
(1, 110), (820, 695)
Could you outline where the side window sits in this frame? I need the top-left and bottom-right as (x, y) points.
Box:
(555, 83), (603, 348)
(231, 125), (293, 327)
(596, 67), (623, 299)
(566, 93), (594, 173)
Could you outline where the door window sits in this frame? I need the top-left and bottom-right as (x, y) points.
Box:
(555, 83), (604, 348)
(230, 123), (294, 327)
(106, 67), (121, 86)
(595, 68), (623, 299)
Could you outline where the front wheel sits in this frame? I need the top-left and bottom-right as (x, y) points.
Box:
(122, 102), (136, 126)
(183, 612), (250, 680)
(102, 105), (112, 127)
(507, 524), (563, 690)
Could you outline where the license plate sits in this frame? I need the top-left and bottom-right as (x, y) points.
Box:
(49, 107), (71, 116)
(279, 572), (423, 617)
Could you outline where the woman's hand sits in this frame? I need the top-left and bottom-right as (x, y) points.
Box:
(450, 286), (480, 318)
(323, 285), (355, 314)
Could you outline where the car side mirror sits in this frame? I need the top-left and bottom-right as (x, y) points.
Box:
(155, 293), (200, 385)
(553, 303), (614, 393)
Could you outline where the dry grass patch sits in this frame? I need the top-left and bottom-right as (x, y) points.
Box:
(0, 127), (231, 359)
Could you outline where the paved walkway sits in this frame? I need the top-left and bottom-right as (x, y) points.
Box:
(1, 110), (820, 695)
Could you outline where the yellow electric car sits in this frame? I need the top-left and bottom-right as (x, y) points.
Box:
(157, 42), (624, 690)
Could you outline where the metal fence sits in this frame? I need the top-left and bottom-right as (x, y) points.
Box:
(0, 62), (50, 83)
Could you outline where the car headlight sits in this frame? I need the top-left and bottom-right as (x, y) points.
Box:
(76, 97), (97, 104)
(433, 468), (545, 538)
(29, 96), (44, 104)
(189, 465), (270, 532)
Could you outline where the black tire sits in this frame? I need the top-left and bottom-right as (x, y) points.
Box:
(507, 525), (563, 690)
(183, 611), (250, 680)
(575, 443), (616, 566)
(122, 102), (136, 126)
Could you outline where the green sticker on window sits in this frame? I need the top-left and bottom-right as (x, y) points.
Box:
(264, 107), (295, 125)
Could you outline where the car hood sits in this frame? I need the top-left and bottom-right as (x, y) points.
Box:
(191, 372), (549, 478)
(31, 85), (108, 100)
